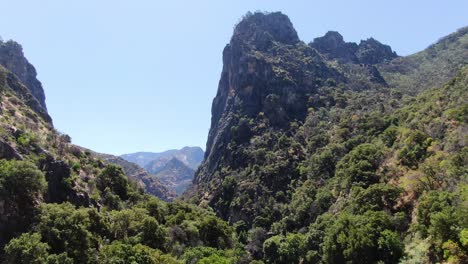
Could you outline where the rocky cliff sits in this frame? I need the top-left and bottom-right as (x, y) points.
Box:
(188, 15), (467, 263)
(0, 40), (49, 121)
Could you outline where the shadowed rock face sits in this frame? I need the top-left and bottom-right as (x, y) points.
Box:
(233, 12), (300, 48)
(310, 31), (397, 64)
(196, 12), (343, 186)
(0, 40), (47, 111)
(356, 38), (398, 64)
(189, 12), (465, 227)
(310, 31), (359, 63)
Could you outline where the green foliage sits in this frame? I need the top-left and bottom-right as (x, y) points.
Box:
(263, 233), (306, 264)
(96, 165), (130, 203)
(320, 211), (403, 264)
(348, 184), (402, 214)
(377, 230), (404, 264)
(4, 233), (50, 264)
(199, 215), (233, 249)
(336, 143), (383, 189)
(381, 125), (399, 147)
(35, 203), (101, 263)
(398, 130), (432, 168)
(0, 159), (46, 242)
(416, 190), (467, 261)
(99, 242), (178, 264)
(16, 132), (38, 147)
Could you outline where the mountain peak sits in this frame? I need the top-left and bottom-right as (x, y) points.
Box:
(315, 31), (346, 48)
(233, 11), (299, 46)
(356, 37), (397, 64)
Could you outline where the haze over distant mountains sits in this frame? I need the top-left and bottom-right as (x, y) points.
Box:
(121, 146), (204, 195)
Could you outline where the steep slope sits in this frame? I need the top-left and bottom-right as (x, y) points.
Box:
(378, 26), (468, 94)
(188, 12), (467, 263)
(0, 39), (49, 118)
(191, 11), (392, 213)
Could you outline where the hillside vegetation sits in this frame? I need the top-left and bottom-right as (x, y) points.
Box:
(0, 12), (467, 264)
(188, 12), (467, 263)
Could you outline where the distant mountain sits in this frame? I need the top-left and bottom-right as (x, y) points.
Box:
(91, 151), (177, 201)
(154, 158), (195, 195)
(121, 146), (204, 194)
(0, 37), (234, 263)
(121, 146), (204, 170)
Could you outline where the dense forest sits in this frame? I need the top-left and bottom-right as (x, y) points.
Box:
(0, 11), (467, 264)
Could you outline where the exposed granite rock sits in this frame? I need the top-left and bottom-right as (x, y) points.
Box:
(189, 12), (402, 225)
(0, 65), (52, 123)
(310, 31), (359, 63)
(0, 40), (47, 110)
(197, 12), (343, 185)
(0, 140), (23, 160)
(310, 31), (397, 65)
(356, 38), (398, 64)
(233, 11), (300, 49)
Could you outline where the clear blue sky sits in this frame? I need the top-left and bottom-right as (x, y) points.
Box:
(1, 0), (466, 155)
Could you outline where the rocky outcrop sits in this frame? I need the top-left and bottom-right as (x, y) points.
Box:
(196, 12), (343, 185)
(310, 31), (397, 64)
(189, 12), (411, 225)
(310, 31), (359, 63)
(40, 156), (93, 206)
(0, 140), (22, 160)
(0, 40), (47, 110)
(0, 66), (52, 123)
(356, 38), (397, 64)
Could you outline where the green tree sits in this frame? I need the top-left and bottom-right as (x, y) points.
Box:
(96, 165), (129, 200)
(140, 216), (168, 251)
(199, 216), (232, 249)
(99, 242), (178, 264)
(263, 233), (306, 264)
(377, 230), (404, 264)
(36, 203), (99, 263)
(0, 160), (46, 243)
(336, 143), (383, 189)
(398, 130), (432, 168)
(4, 233), (50, 264)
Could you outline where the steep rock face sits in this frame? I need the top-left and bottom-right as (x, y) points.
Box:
(0, 65), (52, 123)
(0, 40), (48, 112)
(310, 31), (359, 63)
(356, 38), (397, 64)
(310, 31), (397, 64)
(198, 12), (344, 186)
(189, 12), (467, 229)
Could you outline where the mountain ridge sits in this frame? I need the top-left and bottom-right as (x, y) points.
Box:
(186, 11), (467, 263)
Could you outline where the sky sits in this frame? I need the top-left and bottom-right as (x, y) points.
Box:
(0, 0), (467, 155)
